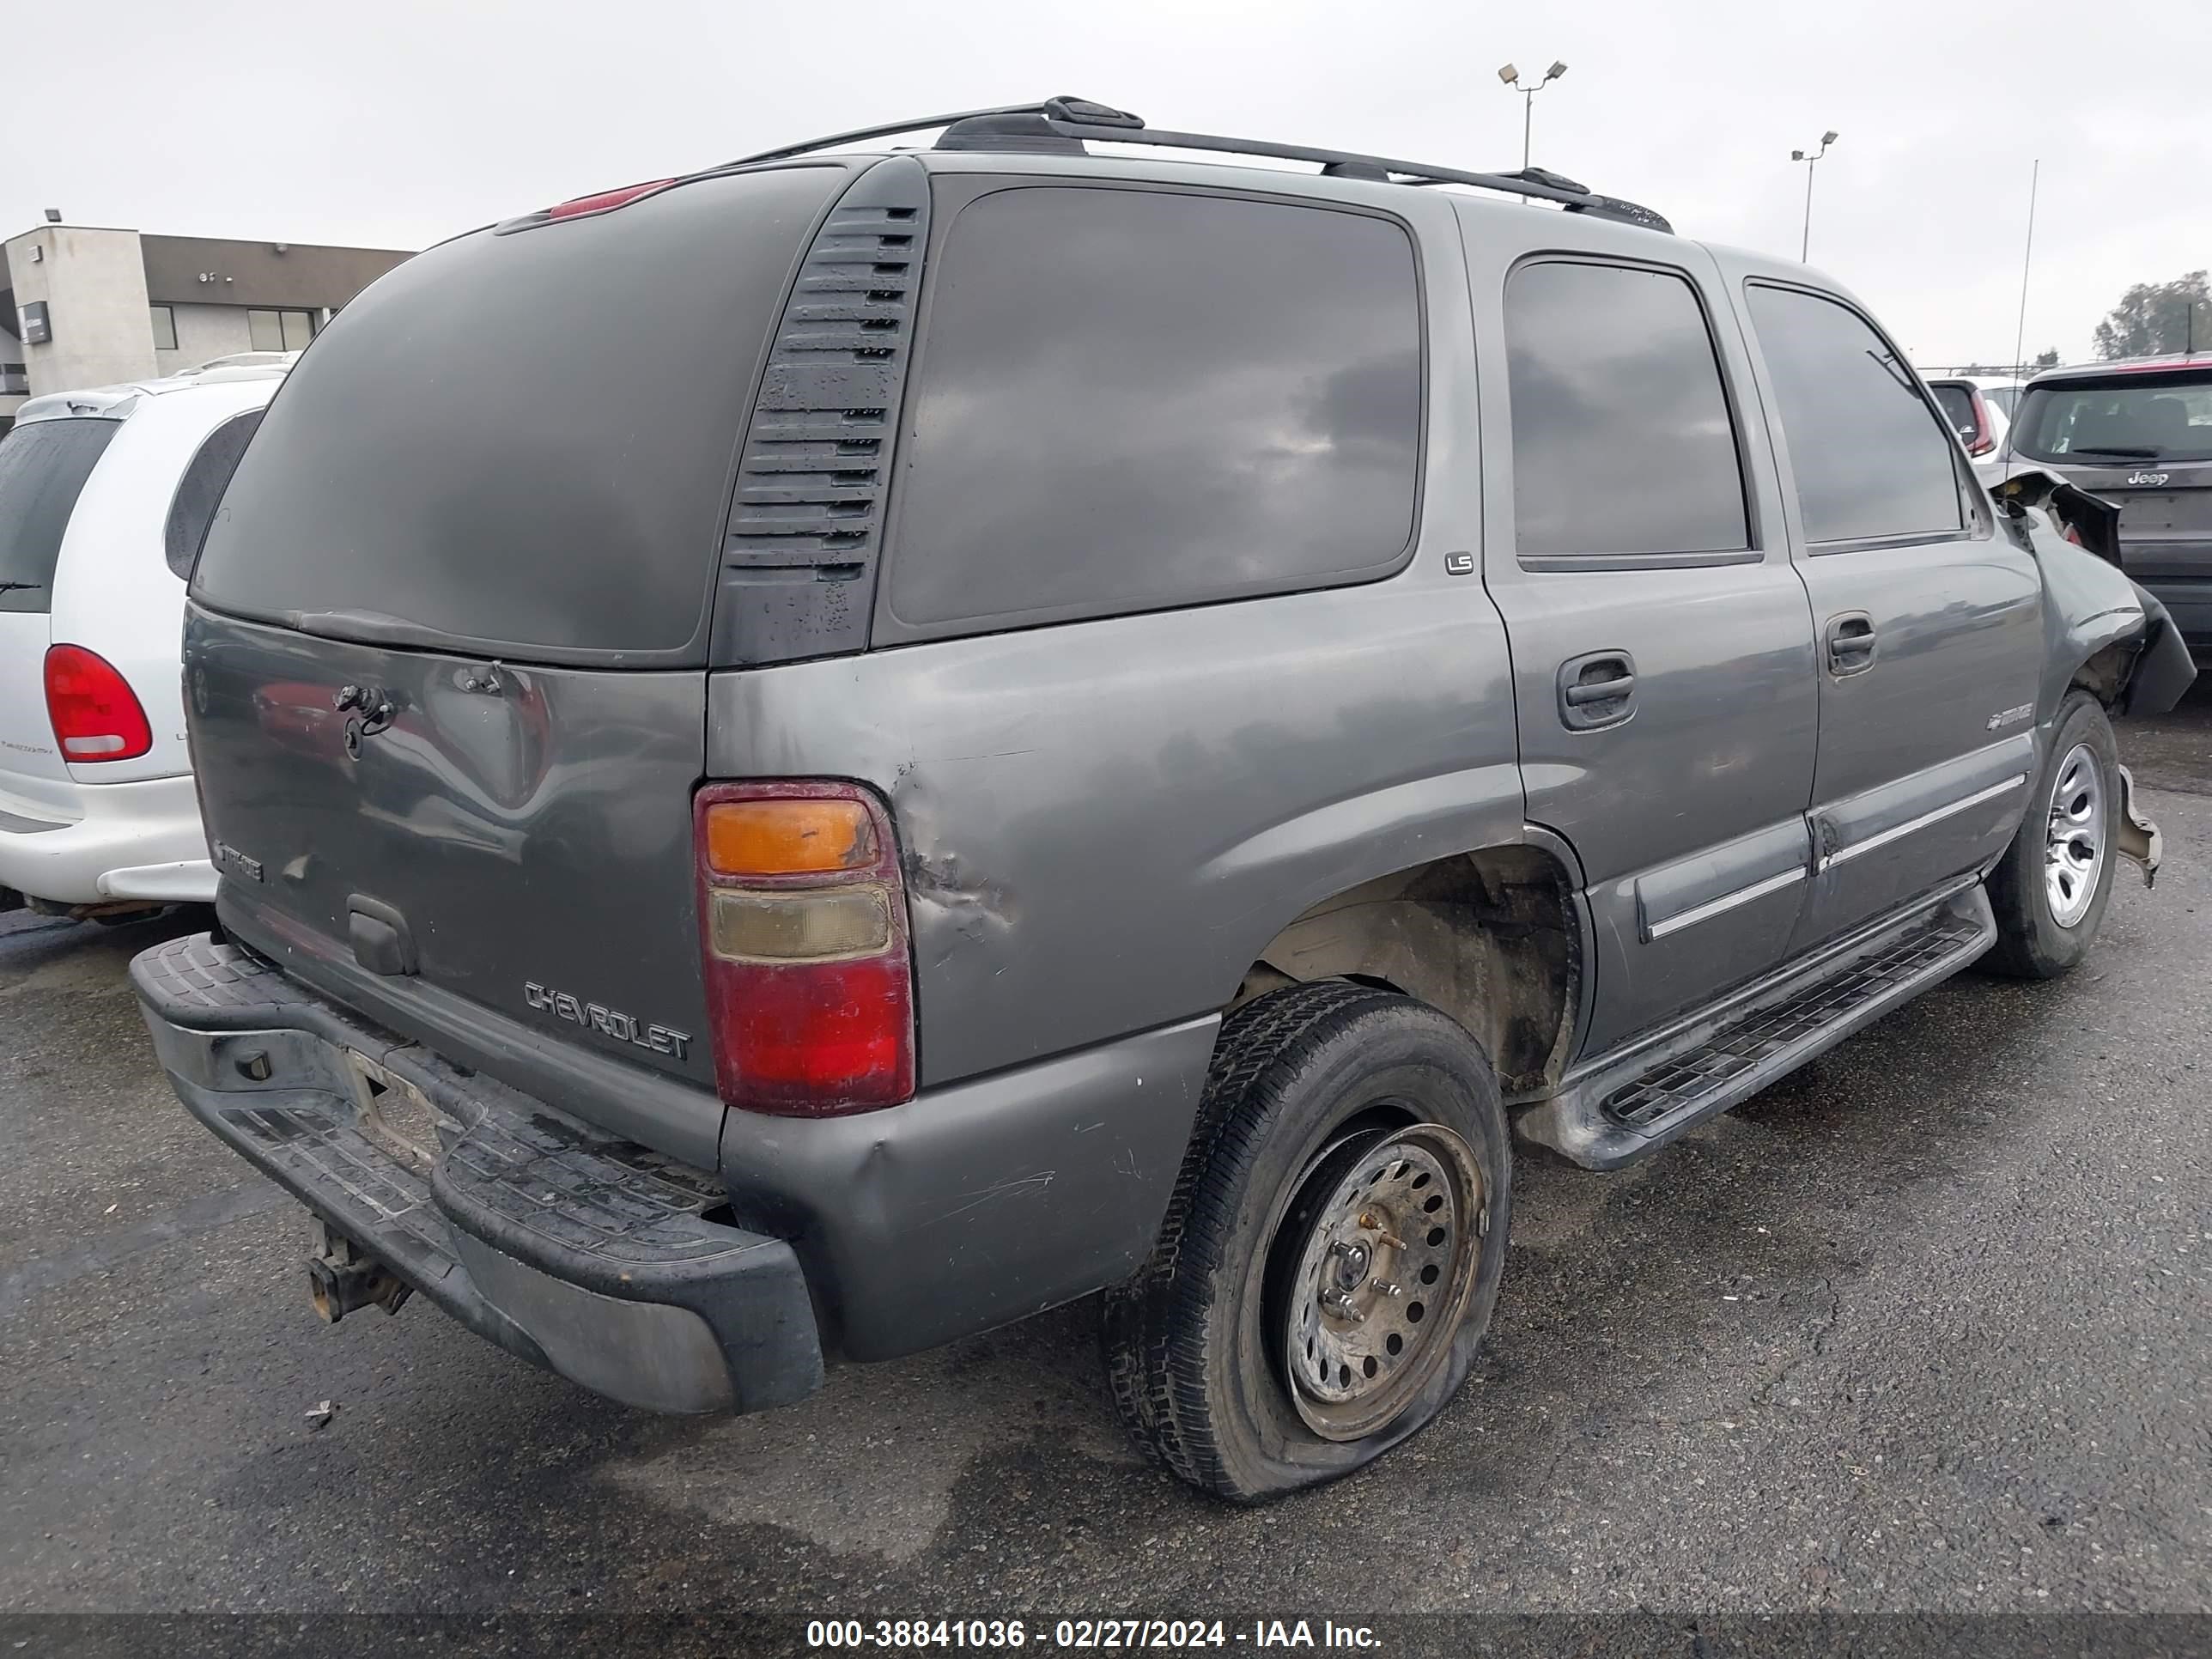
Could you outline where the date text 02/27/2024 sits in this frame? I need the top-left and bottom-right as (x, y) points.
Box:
(805, 1620), (1382, 1650)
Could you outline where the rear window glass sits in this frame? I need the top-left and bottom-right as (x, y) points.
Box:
(0, 418), (119, 615)
(192, 166), (845, 661)
(165, 409), (264, 580)
(1929, 383), (1979, 445)
(1505, 260), (1748, 558)
(2010, 374), (2212, 465)
(1745, 285), (1964, 544)
(885, 186), (1422, 633)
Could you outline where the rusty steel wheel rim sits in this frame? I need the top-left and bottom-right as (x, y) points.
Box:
(1279, 1122), (1486, 1442)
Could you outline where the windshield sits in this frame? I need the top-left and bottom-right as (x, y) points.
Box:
(0, 418), (121, 615)
(2010, 373), (2212, 464)
(1983, 385), (2019, 417)
(1929, 384), (1978, 445)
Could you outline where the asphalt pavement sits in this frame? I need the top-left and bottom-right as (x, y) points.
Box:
(2, 688), (2207, 1641)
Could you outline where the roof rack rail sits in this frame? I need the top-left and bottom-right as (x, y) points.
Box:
(720, 102), (1056, 167)
(721, 96), (1672, 234)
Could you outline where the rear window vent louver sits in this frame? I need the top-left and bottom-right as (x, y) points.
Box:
(713, 157), (931, 665)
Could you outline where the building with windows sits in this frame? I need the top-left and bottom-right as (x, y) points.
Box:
(2, 221), (411, 429)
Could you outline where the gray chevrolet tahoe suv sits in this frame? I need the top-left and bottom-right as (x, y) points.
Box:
(135, 98), (2195, 1501)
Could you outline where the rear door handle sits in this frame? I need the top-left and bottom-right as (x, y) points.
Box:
(1558, 650), (1638, 731)
(1826, 611), (1878, 676)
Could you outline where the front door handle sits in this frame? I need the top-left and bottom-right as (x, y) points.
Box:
(1826, 611), (1878, 676)
(1558, 650), (1638, 731)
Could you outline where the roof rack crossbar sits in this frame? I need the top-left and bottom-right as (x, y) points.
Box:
(720, 103), (1048, 168)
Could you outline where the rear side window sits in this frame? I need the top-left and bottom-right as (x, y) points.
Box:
(192, 166), (847, 662)
(164, 409), (264, 580)
(1746, 285), (1963, 544)
(1504, 261), (1748, 558)
(1929, 383), (1979, 446)
(0, 419), (119, 615)
(885, 186), (1422, 633)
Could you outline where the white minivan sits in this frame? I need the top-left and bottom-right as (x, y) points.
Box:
(0, 359), (289, 916)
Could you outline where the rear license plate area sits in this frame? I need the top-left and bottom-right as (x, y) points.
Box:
(343, 1051), (452, 1174)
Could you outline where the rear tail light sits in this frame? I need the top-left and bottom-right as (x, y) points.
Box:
(1966, 388), (1996, 457)
(694, 781), (915, 1116)
(44, 645), (152, 763)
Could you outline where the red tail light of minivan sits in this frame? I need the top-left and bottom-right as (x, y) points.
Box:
(45, 645), (153, 763)
(693, 781), (915, 1116)
(1965, 387), (1997, 457)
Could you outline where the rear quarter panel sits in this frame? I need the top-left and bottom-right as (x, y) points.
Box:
(706, 186), (1526, 1085)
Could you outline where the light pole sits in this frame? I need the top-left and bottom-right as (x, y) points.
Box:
(1498, 61), (1569, 172)
(1790, 131), (1838, 262)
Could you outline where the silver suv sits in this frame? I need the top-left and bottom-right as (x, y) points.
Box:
(134, 98), (2194, 1500)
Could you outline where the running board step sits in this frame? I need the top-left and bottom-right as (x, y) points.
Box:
(1520, 885), (1996, 1170)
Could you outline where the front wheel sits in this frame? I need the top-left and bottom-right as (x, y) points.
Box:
(1101, 981), (1510, 1502)
(1985, 690), (2121, 978)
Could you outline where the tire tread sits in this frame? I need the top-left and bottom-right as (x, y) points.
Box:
(1102, 980), (1403, 1498)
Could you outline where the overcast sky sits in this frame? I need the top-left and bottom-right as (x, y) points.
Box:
(10, 0), (2208, 366)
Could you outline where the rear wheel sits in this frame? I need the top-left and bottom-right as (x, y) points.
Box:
(1102, 981), (1510, 1501)
(1985, 691), (2121, 978)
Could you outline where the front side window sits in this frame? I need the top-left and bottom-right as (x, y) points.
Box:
(886, 186), (1423, 632)
(1745, 284), (1963, 544)
(1504, 260), (1749, 558)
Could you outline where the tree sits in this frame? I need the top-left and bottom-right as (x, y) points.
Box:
(2092, 271), (2211, 360)
(2033, 348), (2059, 369)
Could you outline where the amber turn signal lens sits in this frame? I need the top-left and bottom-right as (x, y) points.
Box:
(702, 799), (875, 877)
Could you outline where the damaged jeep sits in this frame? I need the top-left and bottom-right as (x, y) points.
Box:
(137, 98), (2193, 1501)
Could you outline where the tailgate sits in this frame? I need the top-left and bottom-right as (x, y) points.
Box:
(178, 162), (854, 1138)
(188, 606), (714, 1091)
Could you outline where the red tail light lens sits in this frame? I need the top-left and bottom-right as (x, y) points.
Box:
(546, 179), (676, 220)
(44, 645), (152, 763)
(694, 781), (915, 1116)
(1966, 388), (1996, 457)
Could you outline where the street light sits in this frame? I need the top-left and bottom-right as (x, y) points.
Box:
(1790, 131), (1838, 263)
(1498, 60), (1569, 172)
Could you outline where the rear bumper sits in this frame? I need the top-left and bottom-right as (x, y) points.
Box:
(0, 772), (214, 906)
(131, 932), (822, 1415)
(2129, 553), (2212, 651)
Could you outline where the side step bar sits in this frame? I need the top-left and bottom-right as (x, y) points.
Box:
(1520, 884), (1996, 1170)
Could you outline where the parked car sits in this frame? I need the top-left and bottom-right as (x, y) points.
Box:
(132, 99), (2194, 1501)
(1997, 355), (2212, 659)
(0, 360), (288, 918)
(1926, 374), (2014, 468)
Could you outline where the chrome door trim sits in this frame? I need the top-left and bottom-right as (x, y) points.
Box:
(1644, 866), (1808, 941)
(1817, 774), (2028, 872)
